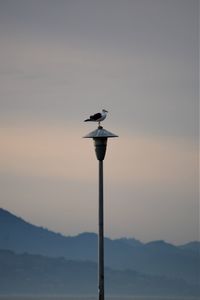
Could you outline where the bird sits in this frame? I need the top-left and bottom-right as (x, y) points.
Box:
(84, 109), (108, 126)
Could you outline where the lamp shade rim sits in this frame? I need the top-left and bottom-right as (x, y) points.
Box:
(83, 127), (118, 138)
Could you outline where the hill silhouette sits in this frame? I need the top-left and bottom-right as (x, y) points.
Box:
(0, 208), (199, 289)
(0, 249), (198, 296)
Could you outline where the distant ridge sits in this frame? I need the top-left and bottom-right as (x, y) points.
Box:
(0, 207), (98, 260)
(0, 207), (199, 286)
(1, 249), (198, 296)
(179, 241), (200, 253)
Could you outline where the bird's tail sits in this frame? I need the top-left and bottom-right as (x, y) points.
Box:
(84, 119), (91, 122)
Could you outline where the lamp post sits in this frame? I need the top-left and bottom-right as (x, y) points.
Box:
(84, 125), (118, 300)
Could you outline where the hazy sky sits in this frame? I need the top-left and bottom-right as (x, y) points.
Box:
(0, 0), (199, 244)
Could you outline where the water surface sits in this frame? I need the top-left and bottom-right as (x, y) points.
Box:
(0, 296), (198, 300)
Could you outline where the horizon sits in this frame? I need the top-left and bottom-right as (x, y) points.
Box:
(0, 0), (198, 245)
(0, 206), (198, 246)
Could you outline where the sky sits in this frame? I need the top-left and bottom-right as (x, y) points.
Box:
(0, 0), (199, 245)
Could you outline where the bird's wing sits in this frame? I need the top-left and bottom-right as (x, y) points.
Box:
(90, 112), (102, 120)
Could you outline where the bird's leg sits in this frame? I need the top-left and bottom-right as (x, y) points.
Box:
(98, 121), (103, 129)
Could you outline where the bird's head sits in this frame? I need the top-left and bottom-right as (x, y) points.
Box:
(102, 109), (108, 113)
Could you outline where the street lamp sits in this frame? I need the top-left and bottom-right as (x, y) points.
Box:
(83, 125), (118, 300)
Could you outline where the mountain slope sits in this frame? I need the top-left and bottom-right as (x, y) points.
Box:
(0, 249), (198, 296)
(0, 208), (97, 260)
(0, 208), (199, 285)
(179, 241), (200, 254)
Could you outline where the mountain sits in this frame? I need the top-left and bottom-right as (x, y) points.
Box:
(0, 208), (199, 286)
(0, 208), (97, 260)
(179, 241), (200, 254)
(0, 249), (198, 296)
(114, 237), (143, 247)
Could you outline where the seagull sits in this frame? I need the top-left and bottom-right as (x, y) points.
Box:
(84, 109), (108, 126)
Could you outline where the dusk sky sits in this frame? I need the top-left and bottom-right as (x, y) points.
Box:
(0, 0), (198, 244)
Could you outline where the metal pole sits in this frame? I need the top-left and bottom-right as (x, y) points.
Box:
(98, 160), (104, 300)
(83, 127), (118, 299)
